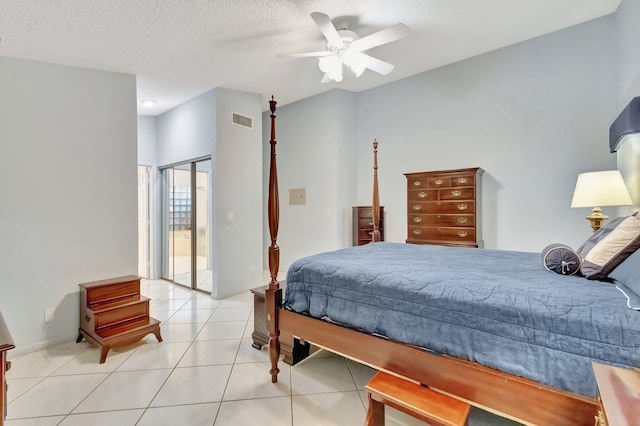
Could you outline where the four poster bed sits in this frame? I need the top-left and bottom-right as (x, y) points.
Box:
(263, 98), (640, 425)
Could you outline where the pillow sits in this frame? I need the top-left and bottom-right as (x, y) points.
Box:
(577, 215), (627, 258)
(541, 243), (582, 275)
(609, 248), (640, 308)
(579, 212), (640, 279)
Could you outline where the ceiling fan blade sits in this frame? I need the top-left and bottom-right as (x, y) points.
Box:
(351, 51), (395, 75)
(277, 51), (332, 58)
(350, 23), (409, 52)
(310, 12), (343, 48)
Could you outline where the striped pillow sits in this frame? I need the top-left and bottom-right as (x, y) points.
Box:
(580, 212), (640, 279)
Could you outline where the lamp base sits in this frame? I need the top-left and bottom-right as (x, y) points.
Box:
(586, 207), (608, 233)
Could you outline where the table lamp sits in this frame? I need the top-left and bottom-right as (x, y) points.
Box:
(571, 170), (633, 232)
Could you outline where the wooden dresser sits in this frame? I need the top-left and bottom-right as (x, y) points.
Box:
(593, 361), (640, 426)
(0, 312), (15, 426)
(352, 206), (385, 246)
(405, 167), (484, 247)
(78, 275), (161, 363)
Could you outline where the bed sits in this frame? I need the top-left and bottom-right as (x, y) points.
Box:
(263, 97), (640, 425)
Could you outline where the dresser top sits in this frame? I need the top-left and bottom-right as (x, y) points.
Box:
(404, 167), (485, 177)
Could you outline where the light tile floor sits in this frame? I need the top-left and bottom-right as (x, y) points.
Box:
(6, 279), (519, 425)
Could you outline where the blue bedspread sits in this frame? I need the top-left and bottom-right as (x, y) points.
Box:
(284, 242), (640, 397)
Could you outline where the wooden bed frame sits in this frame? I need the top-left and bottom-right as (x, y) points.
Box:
(264, 97), (598, 425)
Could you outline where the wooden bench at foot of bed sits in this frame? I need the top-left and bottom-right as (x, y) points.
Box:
(366, 371), (470, 426)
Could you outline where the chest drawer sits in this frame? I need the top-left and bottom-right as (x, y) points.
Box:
(450, 174), (475, 187)
(408, 189), (438, 202)
(409, 214), (475, 227)
(439, 187), (475, 200)
(409, 201), (475, 214)
(408, 226), (476, 242)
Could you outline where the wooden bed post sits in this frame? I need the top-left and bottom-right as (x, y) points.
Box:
(371, 140), (381, 243)
(265, 96), (282, 384)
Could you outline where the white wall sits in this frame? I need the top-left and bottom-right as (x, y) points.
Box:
(615, 0), (640, 108)
(262, 90), (358, 276)
(138, 116), (158, 166)
(157, 88), (263, 298)
(355, 15), (617, 252)
(0, 57), (138, 354)
(213, 88), (263, 298)
(157, 90), (216, 166)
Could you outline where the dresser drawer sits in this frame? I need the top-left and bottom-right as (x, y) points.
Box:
(409, 201), (475, 214)
(407, 189), (438, 202)
(439, 187), (475, 200)
(435, 201), (475, 214)
(358, 209), (374, 218)
(408, 226), (476, 242)
(358, 228), (384, 239)
(358, 217), (383, 229)
(450, 174), (475, 187)
(409, 214), (475, 227)
(407, 176), (451, 190)
(428, 176), (451, 188)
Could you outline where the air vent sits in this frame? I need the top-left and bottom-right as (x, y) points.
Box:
(232, 113), (253, 129)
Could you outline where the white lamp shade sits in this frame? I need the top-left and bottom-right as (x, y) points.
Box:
(571, 170), (633, 208)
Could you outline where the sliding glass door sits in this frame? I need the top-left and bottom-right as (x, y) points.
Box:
(161, 158), (211, 292)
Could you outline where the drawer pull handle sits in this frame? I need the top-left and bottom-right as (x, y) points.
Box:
(413, 229), (422, 235)
(458, 178), (467, 184)
(457, 217), (467, 224)
(435, 179), (443, 185)
(457, 204), (468, 211)
(413, 204), (422, 211)
(368, 222), (374, 226)
(458, 231), (468, 238)
(413, 181), (422, 186)
(418, 191), (427, 198)
(413, 217), (422, 223)
(451, 190), (461, 196)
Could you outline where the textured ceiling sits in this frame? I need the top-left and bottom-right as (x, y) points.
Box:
(0, 0), (621, 115)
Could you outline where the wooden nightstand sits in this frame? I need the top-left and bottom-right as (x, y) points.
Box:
(250, 283), (315, 365)
(592, 361), (640, 426)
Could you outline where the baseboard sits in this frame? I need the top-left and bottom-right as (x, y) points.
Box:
(8, 332), (81, 359)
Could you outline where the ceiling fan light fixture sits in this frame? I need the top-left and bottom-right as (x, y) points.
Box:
(278, 12), (409, 83)
(343, 50), (365, 77)
(318, 55), (343, 82)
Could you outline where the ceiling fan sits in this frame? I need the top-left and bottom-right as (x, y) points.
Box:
(277, 12), (409, 83)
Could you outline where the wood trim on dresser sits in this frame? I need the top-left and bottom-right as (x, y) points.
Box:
(265, 101), (596, 424)
(0, 312), (15, 426)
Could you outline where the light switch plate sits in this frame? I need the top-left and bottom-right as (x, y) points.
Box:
(289, 188), (306, 205)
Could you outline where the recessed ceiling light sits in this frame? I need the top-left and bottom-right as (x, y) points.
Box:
(140, 99), (157, 108)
